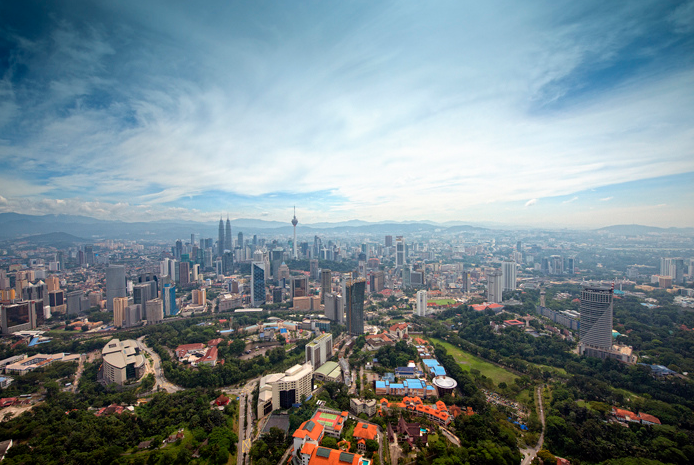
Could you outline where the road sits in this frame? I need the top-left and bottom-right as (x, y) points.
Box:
(137, 336), (183, 394)
(227, 378), (258, 465)
(521, 385), (546, 465)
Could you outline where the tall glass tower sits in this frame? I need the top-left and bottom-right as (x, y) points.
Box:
(251, 261), (266, 306)
(218, 218), (224, 258)
(579, 285), (613, 350)
(346, 278), (366, 335)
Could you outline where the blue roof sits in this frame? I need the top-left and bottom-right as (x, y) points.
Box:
(433, 367), (447, 376)
(422, 359), (439, 367)
(405, 379), (424, 389)
(280, 328), (288, 333)
(375, 381), (386, 388)
(426, 386), (435, 391)
(219, 329), (234, 334)
(389, 383), (404, 389)
(395, 367), (415, 373)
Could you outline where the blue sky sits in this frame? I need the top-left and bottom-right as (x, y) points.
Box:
(0, 0), (693, 227)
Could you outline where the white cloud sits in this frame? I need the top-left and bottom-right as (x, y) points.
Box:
(562, 196), (579, 204)
(600, 197), (613, 201)
(525, 199), (538, 207)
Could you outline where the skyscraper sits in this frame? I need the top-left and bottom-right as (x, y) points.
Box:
(385, 235), (393, 248)
(106, 265), (126, 313)
(225, 217), (232, 252)
(661, 257), (685, 284)
(487, 270), (503, 303)
(501, 260), (517, 291)
(113, 296), (128, 328)
(251, 261), (266, 306)
(291, 207), (298, 260)
(395, 236), (405, 268)
(345, 278), (365, 335)
(218, 218), (225, 257)
(238, 231), (244, 249)
(163, 283), (177, 316)
(578, 285), (617, 359)
(320, 269), (332, 304)
(416, 290), (427, 317)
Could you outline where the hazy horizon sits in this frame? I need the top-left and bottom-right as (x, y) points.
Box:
(1, 1), (693, 227)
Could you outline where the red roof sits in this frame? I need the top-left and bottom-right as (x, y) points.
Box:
(307, 446), (362, 465)
(638, 412), (661, 425)
(353, 422), (378, 441)
(293, 420), (324, 442)
(199, 347), (218, 364)
(208, 338), (223, 347)
(175, 343), (205, 357)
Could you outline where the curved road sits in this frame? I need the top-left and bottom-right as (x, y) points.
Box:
(137, 336), (183, 394)
(521, 385), (546, 465)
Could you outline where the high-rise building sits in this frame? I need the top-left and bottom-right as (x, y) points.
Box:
(567, 257), (576, 275)
(305, 333), (333, 369)
(320, 269), (332, 304)
(106, 265), (126, 313)
(132, 283), (152, 306)
(225, 217), (232, 252)
(291, 207), (299, 260)
(501, 260), (517, 291)
(163, 283), (177, 316)
(461, 271), (471, 293)
(0, 301), (37, 334)
(178, 262), (190, 285)
(345, 278), (365, 335)
(385, 235), (393, 248)
(487, 270), (503, 304)
(218, 218), (225, 257)
(238, 232), (244, 249)
(416, 290), (427, 317)
(661, 257), (685, 284)
(146, 299), (164, 324)
(251, 261), (266, 306)
(577, 285), (624, 362)
(323, 293), (343, 323)
(395, 236), (405, 268)
(291, 276), (309, 299)
(309, 259), (319, 280)
(113, 296), (128, 328)
(550, 255), (563, 275)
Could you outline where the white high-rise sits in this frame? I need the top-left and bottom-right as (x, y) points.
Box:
(501, 260), (517, 291)
(416, 290), (427, 317)
(487, 270), (503, 303)
(395, 236), (405, 268)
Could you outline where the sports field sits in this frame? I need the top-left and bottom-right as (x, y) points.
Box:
(428, 299), (457, 306)
(313, 411), (340, 428)
(428, 337), (518, 386)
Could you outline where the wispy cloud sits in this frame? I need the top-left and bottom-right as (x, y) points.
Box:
(0, 1), (692, 226)
(600, 197), (613, 202)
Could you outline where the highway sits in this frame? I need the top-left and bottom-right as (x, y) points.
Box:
(225, 378), (258, 465)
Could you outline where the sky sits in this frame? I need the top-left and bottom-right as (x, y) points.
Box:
(0, 0), (693, 228)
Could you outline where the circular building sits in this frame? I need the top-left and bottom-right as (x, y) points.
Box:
(432, 375), (458, 397)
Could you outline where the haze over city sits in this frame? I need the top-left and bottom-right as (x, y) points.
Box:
(1, 0), (693, 227)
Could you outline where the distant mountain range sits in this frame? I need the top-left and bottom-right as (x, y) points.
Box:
(595, 224), (694, 236)
(0, 213), (691, 242)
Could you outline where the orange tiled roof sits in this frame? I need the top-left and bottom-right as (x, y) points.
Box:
(353, 422), (378, 441)
(638, 412), (661, 424)
(307, 446), (362, 465)
(293, 420), (324, 441)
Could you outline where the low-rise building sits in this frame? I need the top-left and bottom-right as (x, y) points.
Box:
(5, 353), (80, 376)
(313, 361), (342, 383)
(353, 422), (378, 453)
(311, 409), (348, 438)
(379, 396), (451, 426)
(389, 323), (409, 340)
(101, 339), (145, 385)
(350, 398), (378, 417)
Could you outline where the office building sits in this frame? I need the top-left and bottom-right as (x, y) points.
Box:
(0, 301), (37, 334)
(251, 261), (266, 306)
(395, 236), (405, 268)
(132, 283), (152, 306)
(385, 235), (393, 247)
(291, 275), (309, 300)
(218, 218), (225, 257)
(106, 265), (126, 313)
(66, 290), (86, 316)
(162, 284), (177, 316)
(501, 260), (517, 291)
(257, 362), (313, 418)
(225, 217), (232, 252)
(305, 333), (333, 369)
(416, 290), (427, 317)
(178, 262), (190, 285)
(113, 296), (128, 328)
(146, 299), (164, 324)
(567, 257), (576, 275)
(323, 293), (343, 323)
(320, 269), (331, 303)
(578, 286), (613, 351)
(345, 278), (366, 335)
(310, 259), (319, 280)
(661, 257), (685, 285)
(487, 270), (503, 303)
(102, 339), (146, 385)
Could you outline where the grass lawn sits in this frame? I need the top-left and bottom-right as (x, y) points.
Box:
(428, 337), (518, 386)
(515, 389), (533, 405)
(429, 299), (457, 306)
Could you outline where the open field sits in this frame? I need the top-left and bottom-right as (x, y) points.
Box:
(428, 299), (457, 306)
(428, 337), (518, 386)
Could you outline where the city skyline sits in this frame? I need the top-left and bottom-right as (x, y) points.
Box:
(1, 1), (693, 227)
